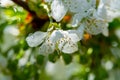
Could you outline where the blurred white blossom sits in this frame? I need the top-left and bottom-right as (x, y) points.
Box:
(88, 73), (95, 80)
(101, 60), (113, 71)
(1, 26), (19, 52)
(110, 47), (120, 58)
(108, 69), (120, 80)
(0, 73), (12, 80)
(0, 0), (14, 7)
(18, 49), (32, 67)
(0, 54), (7, 68)
(45, 58), (81, 80)
(115, 28), (120, 40)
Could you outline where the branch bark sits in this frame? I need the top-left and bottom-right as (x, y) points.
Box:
(11, 0), (36, 16)
(11, 0), (48, 30)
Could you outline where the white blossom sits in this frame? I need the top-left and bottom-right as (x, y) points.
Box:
(0, 0), (14, 7)
(76, 0), (109, 36)
(58, 30), (80, 54)
(103, 0), (120, 22)
(26, 29), (81, 54)
(50, 0), (109, 36)
(1, 26), (19, 52)
(26, 0), (114, 55)
(39, 30), (65, 54)
(50, 0), (96, 24)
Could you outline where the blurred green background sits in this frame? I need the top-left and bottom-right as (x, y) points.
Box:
(0, 0), (120, 80)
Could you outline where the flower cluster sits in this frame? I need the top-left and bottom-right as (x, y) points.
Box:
(26, 0), (119, 54)
(26, 28), (82, 54)
(49, 0), (109, 36)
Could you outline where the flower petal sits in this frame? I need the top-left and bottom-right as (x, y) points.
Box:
(39, 40), (55, 55)
(68, 30), (80, 42)
(68, 0), (89, 13)
(26, 31), (47, 47)
(49, 30), (64, 43)
(76, 23), (85, 40)
(51, 0), (68, 22)
(85, 22), (102, 35)
(71, 13), (86, 27)
(102, 25), (109, 36)
(61, 41), (78, 54)
(96, 0), (107, 20)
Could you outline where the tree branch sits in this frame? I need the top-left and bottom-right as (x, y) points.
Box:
(11, 0), (36, 16)
(11, 0), (48, 30)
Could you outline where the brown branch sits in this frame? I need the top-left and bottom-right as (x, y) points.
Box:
(11, 0), (36, 16)
(11, 0), (48, 30)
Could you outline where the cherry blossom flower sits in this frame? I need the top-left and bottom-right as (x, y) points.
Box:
(0, 0), (14, 7)
(103, 0), (120, 22)
(71, 0), (109, 36)
(84, 0), (109, 36)
(26, 29), (81, 54)
(58, 30), (80, 54)
(26, 0), (112, 55)
(49, 0), (109, 36)
(50, 0), (96, 25)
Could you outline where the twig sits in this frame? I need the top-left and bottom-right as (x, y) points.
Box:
(11, 0), (36, 16)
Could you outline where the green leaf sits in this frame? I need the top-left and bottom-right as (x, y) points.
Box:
(94, 67), (108, 80)
(79, 55), (88, 64)
(62, 53), (72, 65)
(7, 59), (18, 72)
(48, 50), (59, 63)
(36, 55), (45, 65)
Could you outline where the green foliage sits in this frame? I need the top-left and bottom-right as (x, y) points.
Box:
(0, 0), (120, 80)
(62, 53), (72, 64)
(48, 50), (59, 63)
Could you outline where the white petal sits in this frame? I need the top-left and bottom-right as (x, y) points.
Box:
(76, 23), (85, 40)
(96, 0), (107, 20)
(68, 0), (89, 13)
(68, 30), (80, 42)
(102, 26), (109, 36)
(106, 10), (120, 22)
(71, 13), (86, 27)
(62, 41), (78, 54)
(97, 21), (109, 36)
(58, 39), (66, 51)
(44, 0), (53, 3)
(51, 0), (68, 22)
(26, 31), (47, 47)
(110, 0), (120, 11)
(58, 38), (78, 54)
(104, 0), (120, 22)
(39, 41), (55, 55)
(89, 0), (96, 8)
(85, 22), (102, 35)
(49, 30), (64, 43)
(96, 21), (109, 36)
